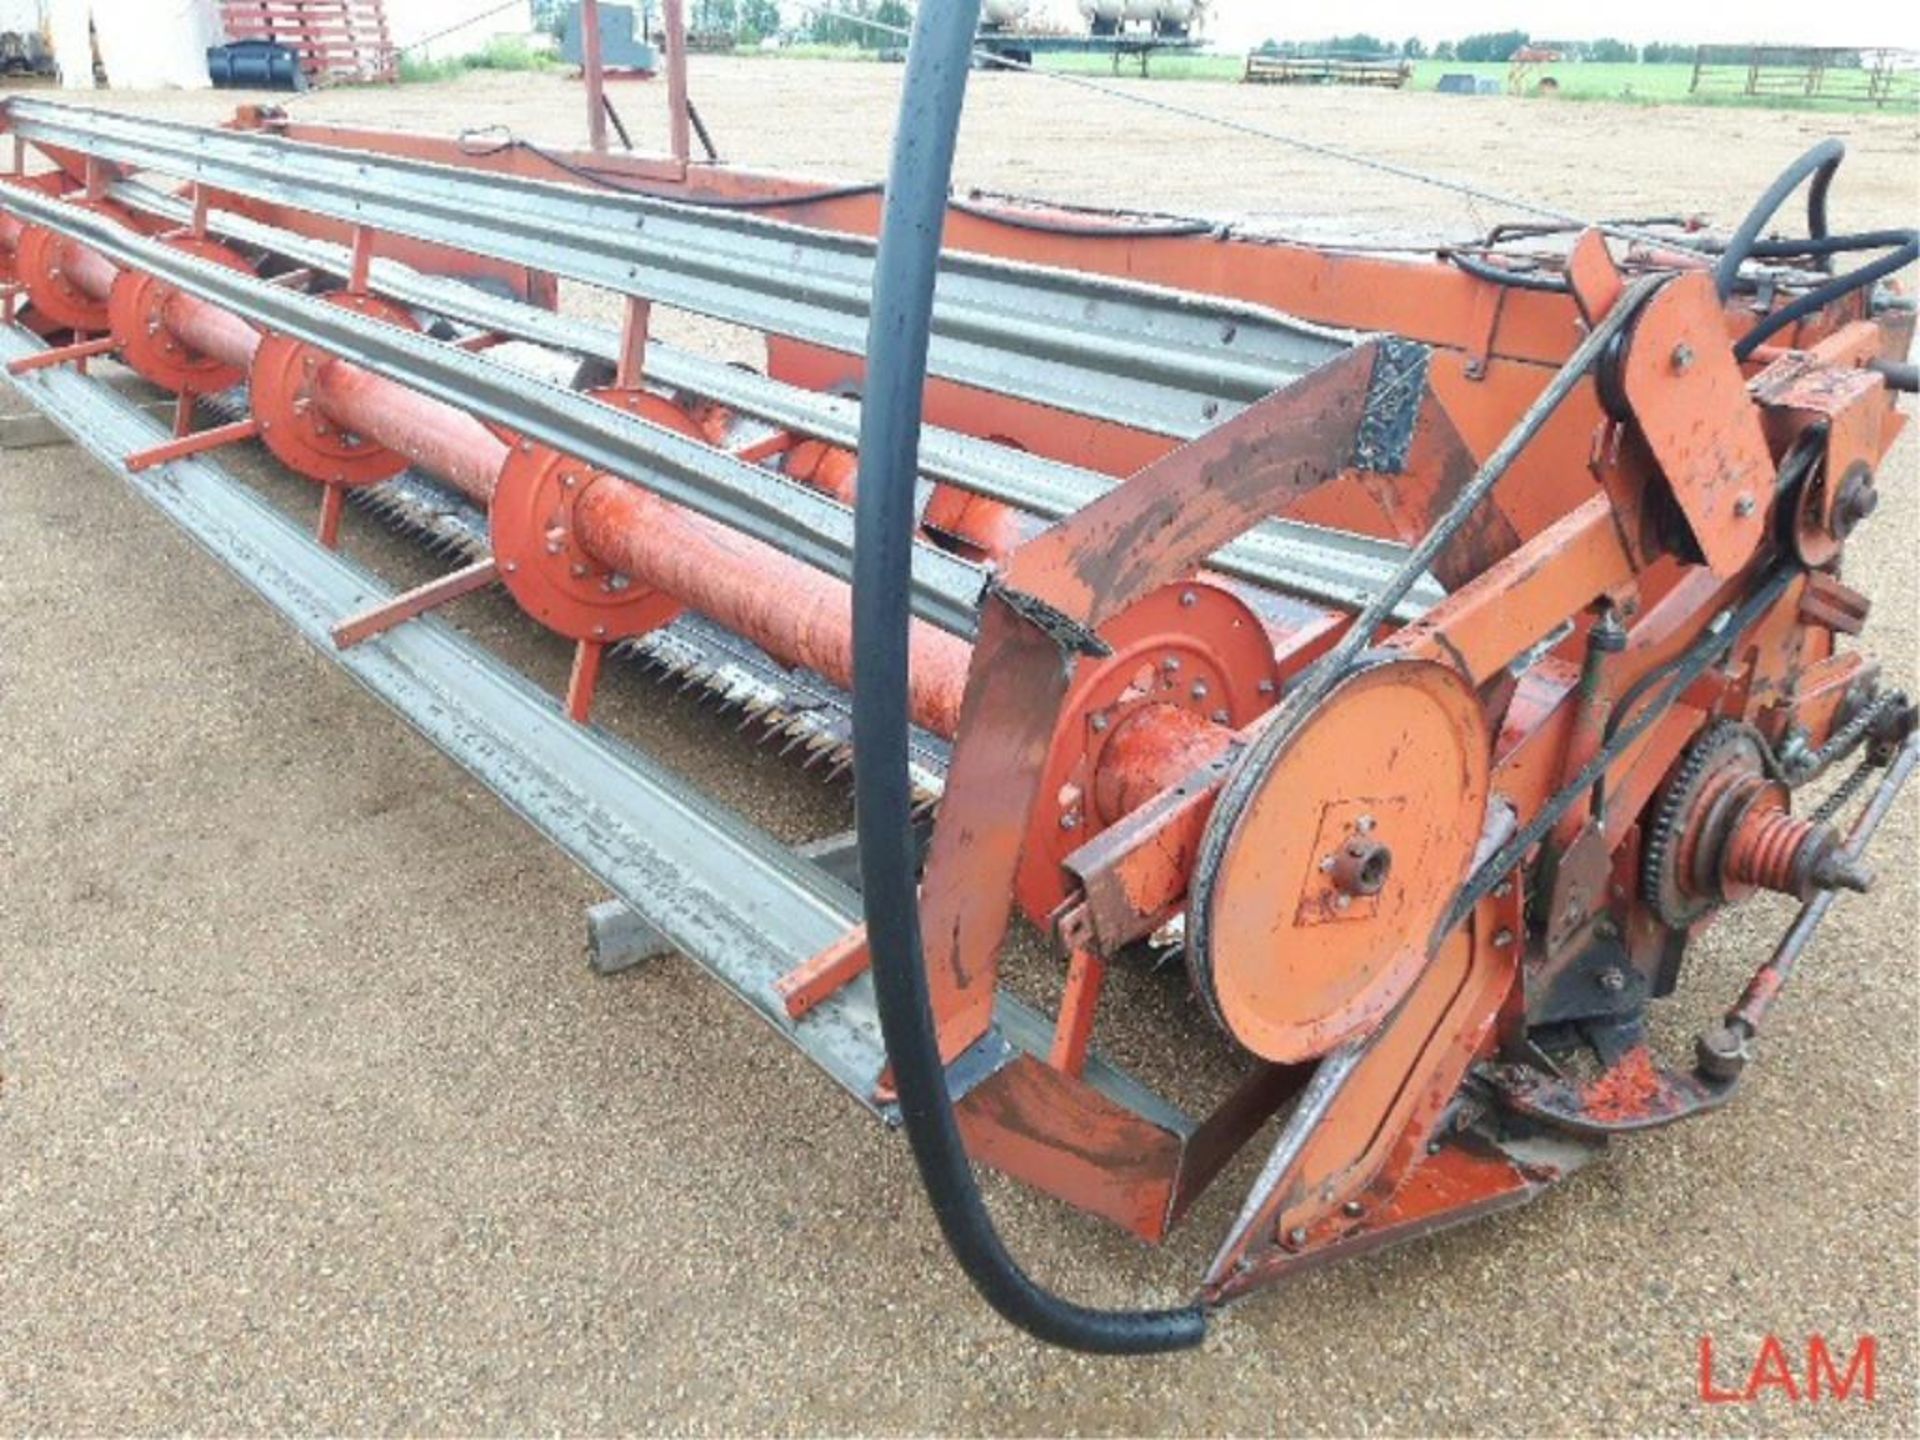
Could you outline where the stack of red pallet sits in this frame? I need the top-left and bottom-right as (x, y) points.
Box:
(219, 1), (397, 85)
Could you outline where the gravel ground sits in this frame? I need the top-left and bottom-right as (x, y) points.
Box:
(1, 61), (1916, 1435)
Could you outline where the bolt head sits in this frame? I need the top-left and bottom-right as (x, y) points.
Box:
(1342, 1200), (1364, 1218)
(1285, 1227), (1308, 1248)
(1597, 966), (1628, 992)
(1090, 711), (1109, 732)
(1733, 493), (1756, 519)
(1179, 589), (1197, 608)
(1493, 927), (1514, 948)
(1671, 342), (1694, 372)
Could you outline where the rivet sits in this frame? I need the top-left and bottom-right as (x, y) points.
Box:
(503, 561), (518, 574)
(1493, 927), (1514, 948)
(1319, 855), (1336, 872)
(1191, 680), (1209, 701)
(1356, 814), (1375, 833)
(1334, 893), (1352, 911)
(1162, 656), (1180, 673)
(1733, 493), (1756, 518)
(1257, 678), (1276, 696)
(1671, 342), (1694, 372)
(1342, 1200), (1364, 1218)
(1090, 712), (1109, 732)
(1211, 709), (1230, 725)
(592, 624), (607, 637)
(1059, 812), (1080, 831)
(1179, 589), (1196, 608)
(1285, 1227), (1308, 1248)
(1493, 880), (1513, 899)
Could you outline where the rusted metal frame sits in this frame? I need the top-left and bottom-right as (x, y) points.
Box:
(331, 555), (500, 649)
(615, 295), (650, 390)
(1059, 289), (1674, 971)
(4, 334), (115, 375)
(775, 929), (870, 1021)
(0, 183), (988, 638)
(951, 1040), (1311, 1244)
(582, 0), (608, 155)
(1046, 947), (1106, 1077)
(1386, 495), (1637, 686)
(663, 0), (692, 172)
(997, 342), (1391, 630)
(567, 637), (608, 724)
(187, 106), (1628, 369)
(315, 482), (348, 549)
(123, 414), (260, 473)
(104, 178), (1440, 620)
(920, 344), (1388, 1061)
(1618, 272), (1776, 577)
(1057, 284), (1665, 957)
(3, 101), (1354, 442)
(1203, 813), (1522, 1301)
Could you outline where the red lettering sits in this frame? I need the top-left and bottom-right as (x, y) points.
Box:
(1747, 1335), (1802, 1402)
(1698, 1336), (1746, 1403)
(1808, 1336), (1876, 1403)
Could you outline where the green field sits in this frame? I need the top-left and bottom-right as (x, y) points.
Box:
(1025, 52), (1915, 111)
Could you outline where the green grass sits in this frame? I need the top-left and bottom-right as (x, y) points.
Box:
(399, 35), (559, 84)
(744, 46), (1911, 112)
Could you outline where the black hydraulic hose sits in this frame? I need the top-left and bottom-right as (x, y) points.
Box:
(850, 0), (1206, 1356)
(1447, 250), (1570, 292)
(1713, 139), (1845, 299)
(1743, 228), (1914, 259)
(1733, 234), (1920, 361)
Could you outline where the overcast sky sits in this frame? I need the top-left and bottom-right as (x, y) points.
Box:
(1016, 1), (1920, 52)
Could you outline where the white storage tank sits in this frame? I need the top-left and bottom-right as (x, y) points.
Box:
(1080, 0), (1196, 32)
(981, 0), (1031, 26)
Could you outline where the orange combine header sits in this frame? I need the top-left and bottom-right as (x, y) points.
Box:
(2, 0), (1913, 1353)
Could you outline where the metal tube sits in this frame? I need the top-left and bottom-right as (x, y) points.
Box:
(573, 472), (972, 736)
(1093, 703), (1231, 823)
(57, 237), (118, 299)
(582, 0), (608, 155)
(663, 0), (690, 171)
(311, 360), (509, 506)
(161, 289), (262, 369)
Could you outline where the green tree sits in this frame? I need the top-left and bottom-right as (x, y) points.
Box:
(873, 0), (911, 41)
(738, 0), (778, 41)
(1433, 40), (1456, 61)
(1589, 37), (1636, 62)
(1456, 29), (1530, 62)
(1402, 37), (1426, 59)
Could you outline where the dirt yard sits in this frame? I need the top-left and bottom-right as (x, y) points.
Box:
(2, 59), (1916, 1435)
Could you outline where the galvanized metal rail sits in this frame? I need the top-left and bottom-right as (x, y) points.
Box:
(0, 182), (989, 638)
(109, 178), (1444, 619)
(5, 98), (1354, 441)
